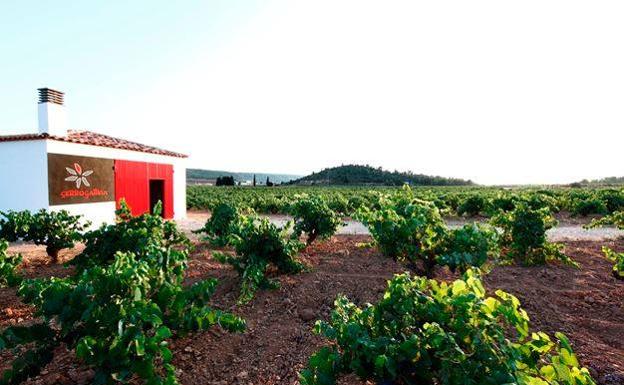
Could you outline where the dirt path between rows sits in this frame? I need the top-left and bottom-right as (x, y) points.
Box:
(181, 211), (624, 242)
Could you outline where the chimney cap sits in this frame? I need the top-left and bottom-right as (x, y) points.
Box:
(38, 88), (64, 105)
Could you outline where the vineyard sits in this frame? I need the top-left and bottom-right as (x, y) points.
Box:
(1, 186), (624, 384)
(187, 185), (624, 219)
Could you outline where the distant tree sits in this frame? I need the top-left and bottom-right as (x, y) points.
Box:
(266, 177), (274, 187)
(216, 176), (235, 186)
(253, 174), (257, 187)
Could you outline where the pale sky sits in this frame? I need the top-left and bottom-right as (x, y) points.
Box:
(1, 1), (623, 185)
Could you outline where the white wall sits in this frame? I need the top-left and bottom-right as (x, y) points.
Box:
(173, 157), (186, 220)
(47, 140), (187, 221)
(0, 140), (49, 212)
(49, 201), (116, 229)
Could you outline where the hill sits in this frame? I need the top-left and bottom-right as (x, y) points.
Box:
(187, 169), (301, 185)
(287, 165), (474, 186)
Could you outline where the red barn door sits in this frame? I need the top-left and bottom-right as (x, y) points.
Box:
(114, 160), (174, 219)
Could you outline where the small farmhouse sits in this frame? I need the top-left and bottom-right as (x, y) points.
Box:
(0, 88), (187, 226)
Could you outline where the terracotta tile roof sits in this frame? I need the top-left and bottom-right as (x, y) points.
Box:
(0, 130), (187, 158)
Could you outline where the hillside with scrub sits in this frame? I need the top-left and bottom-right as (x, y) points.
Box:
(286, 164), (474, 186)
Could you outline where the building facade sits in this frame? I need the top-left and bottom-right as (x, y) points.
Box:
(0, 88), (187, 226)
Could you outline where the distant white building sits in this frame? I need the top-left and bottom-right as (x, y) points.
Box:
(0, 88), (187, 226)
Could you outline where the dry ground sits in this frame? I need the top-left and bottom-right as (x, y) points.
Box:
(1, 236), (623, 385)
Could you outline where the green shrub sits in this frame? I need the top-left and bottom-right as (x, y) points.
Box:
(585, 210), (624, 229)
(602, 247), (624, 280)
(326, 195), (349, 215)
(491, 205), (577, 267)
(300, 270), (595, 385)
(0, 240), (22, 288)
(597, 189), (624, 213)
(522, 192), (560, 213)
(0, 210), (88, 262)
(0, 211), (32, 241)
(193, 203), (242, 247)
(437, 224), (499, 273)
(1, 207), (244, 385)
(213, 215), (305, 303)
(570, 198), (607, 217)
(346, 195), (367, 213)
(490, 194), (516, 213)
(356, 187), (447, 277)
(457, 195), (490, 217)
(289, 195), (343, 245)
(71, 201), (188, 272)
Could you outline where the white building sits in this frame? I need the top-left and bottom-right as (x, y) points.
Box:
(0, 88), (187, 226)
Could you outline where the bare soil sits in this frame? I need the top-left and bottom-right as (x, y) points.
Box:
(1, 237), (623, 385)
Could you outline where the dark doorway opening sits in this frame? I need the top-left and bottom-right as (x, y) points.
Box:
(149, 180), (165, 217)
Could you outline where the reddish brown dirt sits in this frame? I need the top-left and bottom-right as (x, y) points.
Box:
(0, 244), (81, 328)
(553, 211), (602, 226)
(1, 237), (623, 385)
(484, 240), (624, 385)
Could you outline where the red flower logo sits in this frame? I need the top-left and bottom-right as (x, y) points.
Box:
(65, 163), (93, 188)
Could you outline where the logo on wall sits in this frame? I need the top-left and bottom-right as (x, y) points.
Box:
(48, 154), (115, 206)
(64, 163), (94, 188)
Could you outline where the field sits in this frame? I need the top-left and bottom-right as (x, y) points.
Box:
(187, 185), (624, 218)
(2, 186), (624, 385)
(1, 235), (623, 384)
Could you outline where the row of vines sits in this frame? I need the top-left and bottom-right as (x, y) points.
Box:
(187, 185), (624, 218)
